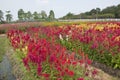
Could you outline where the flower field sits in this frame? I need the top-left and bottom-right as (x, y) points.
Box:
(6, 21), (120, 80)
(0, 22), (43, 34)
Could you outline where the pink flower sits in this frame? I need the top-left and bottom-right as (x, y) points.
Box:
(91, 42), (98, 49)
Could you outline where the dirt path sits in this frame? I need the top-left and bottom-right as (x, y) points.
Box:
(0, 35), (16, 80)
(0, 34), (6, 37)
(0, 55), (16, 80)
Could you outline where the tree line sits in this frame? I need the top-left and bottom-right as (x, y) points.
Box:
(0, 10), (12, 23)
(18, 9), (55, 22)
(0, 9), (55, 23)
(61, 4), (120, 19)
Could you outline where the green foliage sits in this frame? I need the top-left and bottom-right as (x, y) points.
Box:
(0, 37), (8, 62)
(111, 53), (120, 69)
(61, 4), (120, 19)
(59, 38), (120, 69)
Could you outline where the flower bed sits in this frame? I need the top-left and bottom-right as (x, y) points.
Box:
(7, 29), (99, 80)
(6, 21), (120, 79)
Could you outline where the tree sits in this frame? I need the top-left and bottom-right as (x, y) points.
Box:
(96, 8), (101, 19)
(41, 10), (47, 19)
(6, 11), (12, 22)
(60, 3), (120, 19)
(26, 11), (33, 20)
(33, 11), (39, 20)
(23, 13), (27, 21)
(18, 9), (25, 21)
(64, 12), (74, 19)
(38, 13), (42, 19)
(0, 10), (4, 22)
(101, 6), (116, 14)
(48, 10), (55, 20)
(115, 4), (120, 18)
(96, 8), (101, 13)
(90, 9), (96, 16)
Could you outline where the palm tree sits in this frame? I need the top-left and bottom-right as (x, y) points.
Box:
(6, 11), (12, 22)
(0, 10), (4, 22)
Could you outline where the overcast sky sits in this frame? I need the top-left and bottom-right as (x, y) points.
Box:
(0, 0), (120, 20)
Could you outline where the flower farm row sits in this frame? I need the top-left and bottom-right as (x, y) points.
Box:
(7, 22), (120, 80)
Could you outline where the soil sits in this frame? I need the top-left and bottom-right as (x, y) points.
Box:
(92, 61), (120, 78)
(0, 55), (16, 80)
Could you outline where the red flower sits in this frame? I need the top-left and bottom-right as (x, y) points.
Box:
(57, 66), (62, 71)
(79, 60), (84, 64)
(65, 68), (69, 73)
(60, 71), (65, 76)
(77, 78), (84, 80)
(22, 57), (29, 70)
(87, 59), (92, 65)
(49, 54), (57, 63)
(72, 61), (77, 65)
(85, 72), (89, 76)
(57, 78), (62, 80)
(91, 42), (98, 49)
(92, 69), (98, 75)
(42, 73), (50, 78)
(68, 70), (74, 77)
(37, 65), (42, 75)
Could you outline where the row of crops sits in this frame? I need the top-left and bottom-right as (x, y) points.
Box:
(6, 22), (120, 79)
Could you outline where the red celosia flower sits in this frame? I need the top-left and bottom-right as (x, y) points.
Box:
(85, 72), (89, 76)
(91, 41), (98, 49)
(87, 59), (92, 65)
(57, 66), (62, 71)
(67, 70), (74, 77)
(72, 61), (77, 65)
(42, 73), (50, 78)
(79, 60), (84, 64)
(49, 54), (57, 63)
(57, 78), (62, 80)
(65, 68), (69, 73)
(92, 69), (98, 75)
(37, 65), (42, 75)
(22, 57), (29, 70)
(60, 71), (65, 76)
(77, 78), (84, 80)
